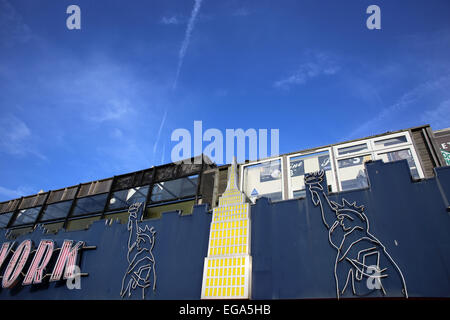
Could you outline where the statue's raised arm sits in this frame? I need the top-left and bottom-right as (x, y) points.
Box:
(305, 171), (337, 229)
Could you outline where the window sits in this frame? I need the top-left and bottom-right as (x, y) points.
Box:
(337, 143), (368, 155)
(12, 207), (41, 226)
(289, 150), (336, 198)
(374, 135), (407, 148)
(377, 149), (420, 179)
(151, 175), (198, 203)
(108, 185), (149, 211)
(242, 159), (283, 202)
(72, 193), (108, 216)
(337, 155), (371, 191)
(333, 132), (424, 191)
(0, 212), (13, 228)
(40, 200), (72, 221)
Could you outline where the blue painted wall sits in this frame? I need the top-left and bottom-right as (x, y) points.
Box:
(0, 204), (212, 300)
(251, 160), (450, 298)
(0, 160), (450, 299)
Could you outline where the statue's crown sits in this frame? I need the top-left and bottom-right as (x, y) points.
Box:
(336, 199), (364, 214)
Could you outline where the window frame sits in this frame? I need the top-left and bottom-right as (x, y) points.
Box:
(286, 148), (337, 199)
(70, 192), (110, 218)
(239, 156), (285, 202)
(106, 184), (150, 213)
(333, 131), (424, 191)
(0, 211), (15, 229)
(370, 132), (412, 151)
(149, 174), (199, 205)
(334, 141), (371, 159)
(335, 153), (373, 191)
(11, 206), (43, 227)
(38, 199), (74, 223)
(373, 146), (424, 179)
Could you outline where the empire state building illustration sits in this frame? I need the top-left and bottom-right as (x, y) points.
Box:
(201, 158), (252, 299)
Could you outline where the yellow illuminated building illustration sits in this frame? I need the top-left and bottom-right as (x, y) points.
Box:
(201, 158), (252, 299)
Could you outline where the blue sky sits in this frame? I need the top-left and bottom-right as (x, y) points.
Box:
(0, 0), (450, 201)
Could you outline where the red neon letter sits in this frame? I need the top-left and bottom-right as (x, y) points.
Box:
(2, 240), (32, 288)
(50, 240), (84, 281)
(23, 240), (54, 285)
(0, 242), (14, 269)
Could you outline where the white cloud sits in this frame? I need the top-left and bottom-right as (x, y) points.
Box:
(0, 115), (46, 160)
(111, 128), (124, 139)
(421, 99), (450, 130)
(347, 75), (450, 139)
(160, 15), (184, 25)
(0, 0), (33, 47)
(274, 53), (340, 90)
(87, 99), (134, 123)
(1, 49), (174, 173)
(0, 185), (35, 199)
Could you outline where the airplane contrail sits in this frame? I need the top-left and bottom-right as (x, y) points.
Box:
(172, 0), (203, 90)
(152, 109), (167, 156)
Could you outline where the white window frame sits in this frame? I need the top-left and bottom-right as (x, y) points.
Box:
(335, 153), (373, 191)
(286, 148), (337, 199)
(333, 131), (424, 191)
(239, 156), (285, 202)
(373, 146), (424, 179)
(370, 132), (412, 151)
(334, 141), (371, 158)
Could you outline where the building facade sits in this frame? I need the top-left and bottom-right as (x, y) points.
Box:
(0, 124), (449, 299)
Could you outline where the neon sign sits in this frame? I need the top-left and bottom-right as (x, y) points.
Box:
(0, 239), (95, 289)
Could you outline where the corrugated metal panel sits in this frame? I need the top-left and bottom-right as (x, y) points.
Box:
(77, 183), (92, 198)
(0, 199), (20, 214)
(411, 129), (436, 178)
(47, 189), (64, 203)
(48, 186), (77, 204)
(19, 195), (40, 209)
(93, 179), (112, 194)
(62, 186), (78, 201)
(77, 179), (112, 198)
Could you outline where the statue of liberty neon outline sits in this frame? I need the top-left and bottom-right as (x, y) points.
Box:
(120, 202), (157, 299)
(305, 170), (408, 298)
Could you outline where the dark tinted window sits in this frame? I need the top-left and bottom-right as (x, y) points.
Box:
(12, 207), (41, 226)
(0, 212), (14, 228)
(151, 175), (198, 203)
(108, 186), (149, 211)
(40, 200), (73, 221)
(72, 194), (108, 216)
